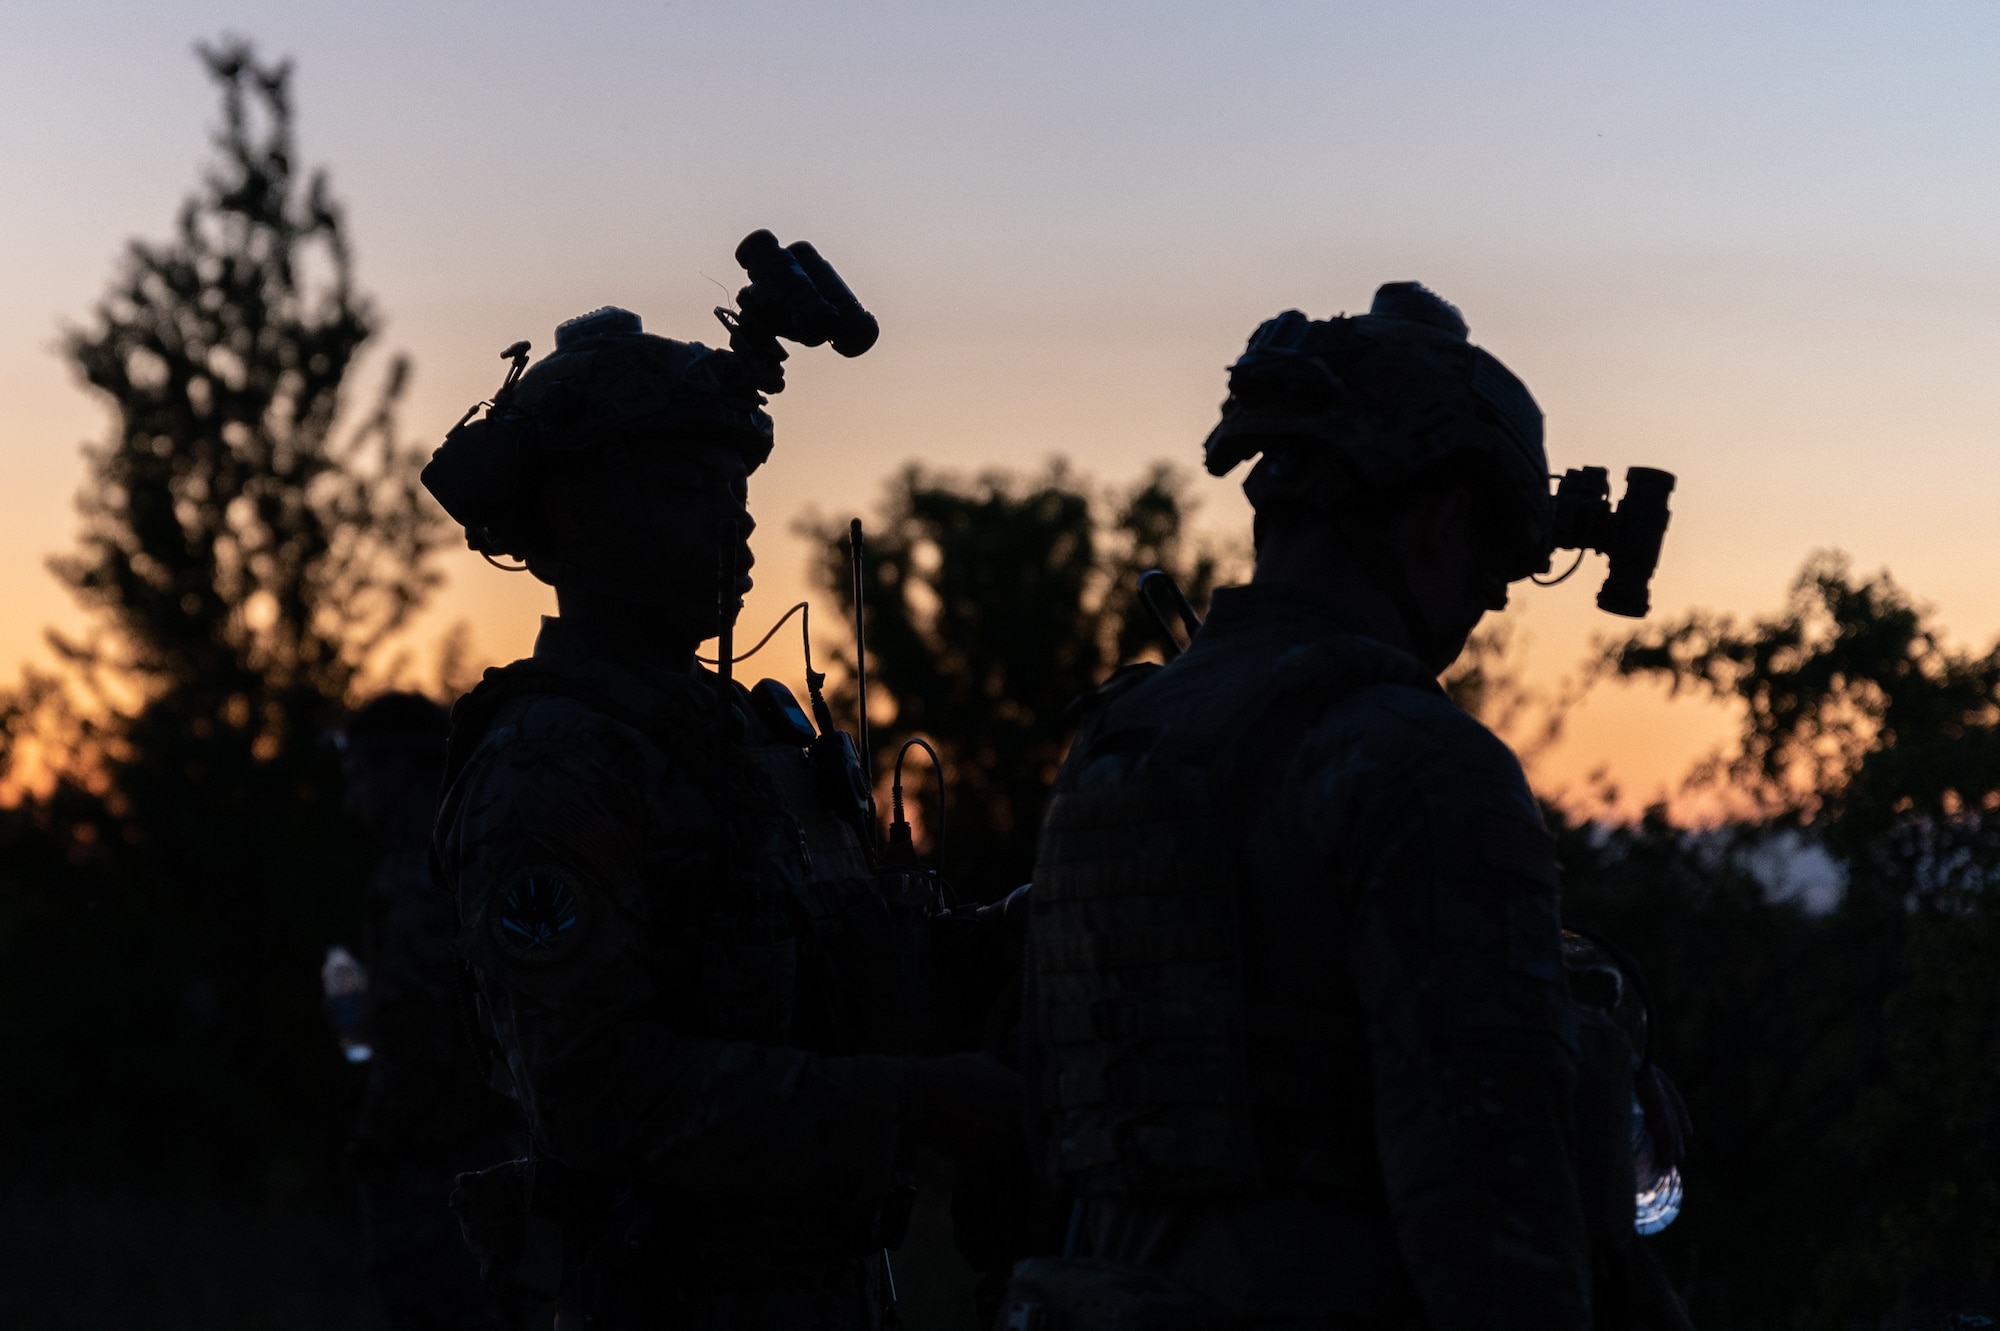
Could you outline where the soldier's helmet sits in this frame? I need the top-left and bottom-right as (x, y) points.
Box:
(425, 232), (878, 576)
(511, 307), (775, 469)
(420, 307), (774, 571)
(1203, 282), (1552, 584)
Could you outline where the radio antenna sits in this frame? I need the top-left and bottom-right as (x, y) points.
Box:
(849, 518), (875, 823)
(717, 531), (737, 694)
(1137, 568), (1203, 660)
(715, 522), (736, 890)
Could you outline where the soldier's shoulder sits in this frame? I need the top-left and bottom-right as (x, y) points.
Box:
(439, 668), (684, 856)
(455, 660), (681, 773)
(492, 684), (642, 752)
(1339, 676), (1501, 746)
(1065, 661), (1165, 724)
(1301, 658), (1524, 789)
(1291, 668), (1552, 888)
(439, 669), (668, 984)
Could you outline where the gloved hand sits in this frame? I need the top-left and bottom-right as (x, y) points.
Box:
(974, 882), (1032, 941)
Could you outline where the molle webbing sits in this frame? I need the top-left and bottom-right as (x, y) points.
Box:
(1033, 782), (1260, 1196)
(1030, 637), (1434, 1203)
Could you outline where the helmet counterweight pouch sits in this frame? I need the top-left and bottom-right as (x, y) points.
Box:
(421, 408), (539, 561)
(424, 337), (543, 562)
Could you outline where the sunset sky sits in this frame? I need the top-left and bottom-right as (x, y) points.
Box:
(2, 2), (1996, 810)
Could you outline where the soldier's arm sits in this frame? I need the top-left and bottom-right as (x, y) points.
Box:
(1314, 694), (1591, 1330)
(439, 700), (912, 1209)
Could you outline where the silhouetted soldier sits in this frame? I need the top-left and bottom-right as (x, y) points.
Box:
(336, 692), (524, 1331)
(421, 265), (1022, 1329)
(1006, 283), (1692, 1329)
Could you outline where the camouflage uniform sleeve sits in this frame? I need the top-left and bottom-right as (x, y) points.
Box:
(1300, 686), (1590, 1331)
(437, 695), (911, 1209)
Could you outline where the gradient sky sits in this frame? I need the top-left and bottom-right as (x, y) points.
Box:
(3, 1), (1997, 808)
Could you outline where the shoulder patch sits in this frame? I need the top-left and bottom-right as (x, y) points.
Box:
(491, 865), (588, 964)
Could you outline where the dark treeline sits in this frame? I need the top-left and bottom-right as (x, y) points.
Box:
(0, 42), (442, 1326)
(3, 37), (1999, 1331)
(1559, 556), (2000, 1329)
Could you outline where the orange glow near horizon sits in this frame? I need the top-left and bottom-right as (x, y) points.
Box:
(3, 5), (1996, 824)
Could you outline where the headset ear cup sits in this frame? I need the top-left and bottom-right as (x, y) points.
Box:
(421, 410), (538, 558)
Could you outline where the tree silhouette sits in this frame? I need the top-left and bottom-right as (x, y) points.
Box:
(53, 38), (442, 751)
(0, 40), (442, 1208)
(805, 462), (1223, 902)
(1574, 551), (2000, 1328)
(1616, 550), (2000, 874)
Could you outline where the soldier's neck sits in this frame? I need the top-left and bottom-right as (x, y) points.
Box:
(1251, 537), (1417, 659)
(553, 585), (703, 672)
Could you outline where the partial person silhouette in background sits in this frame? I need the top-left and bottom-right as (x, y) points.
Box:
(336, 693), (524, 1331)
(1006, 283), (1691, 1330)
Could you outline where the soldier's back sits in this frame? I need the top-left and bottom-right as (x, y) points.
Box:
(1022, 583), (1583, 1328)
